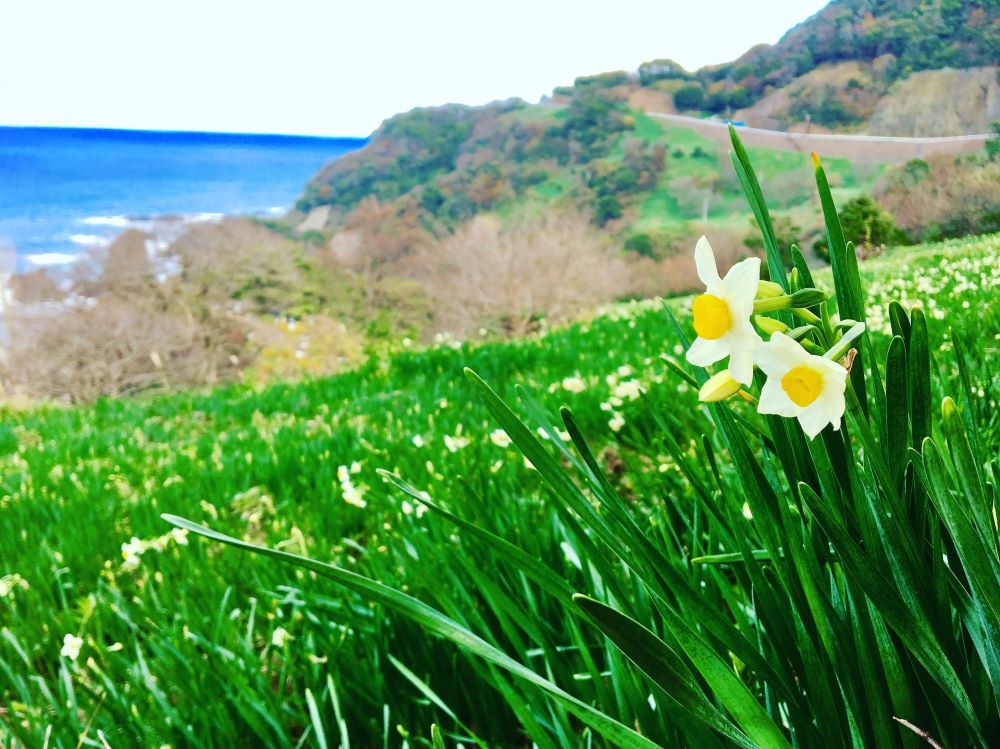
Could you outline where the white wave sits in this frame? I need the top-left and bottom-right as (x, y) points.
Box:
(80, 215), (130, 228)
(188, 212), (224, 223)
(69, 234), (107, 247)
(25, 252), (79, 267)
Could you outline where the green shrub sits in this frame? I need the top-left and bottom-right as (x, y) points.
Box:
(705, 90), (730, 112)
(623, 233), (654, 257)
(814, 195), (906, 261)
(986, 121), (1000, 161)
(744, 214), (801, 269)
(593, 194), (622, 225)
(672, 85), (705, 110)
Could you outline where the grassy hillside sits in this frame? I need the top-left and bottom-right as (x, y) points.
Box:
(293, 98), (885, 260)
(2, 230), (997, 747)
(278, 2), (999, 300)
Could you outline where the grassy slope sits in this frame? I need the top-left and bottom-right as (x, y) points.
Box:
(1, 234), (997, 747)
(301, 100), (892, 255)
(621, 112), (884, 239)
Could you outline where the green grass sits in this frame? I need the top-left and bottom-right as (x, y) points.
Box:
(486, 107), (893, 247)
(531, 172), (572, 201)
(2, 231), (998, 747)
(630, 111), (667, 144)
(637, 184), (686, 227)
(632, 124), (887, 236)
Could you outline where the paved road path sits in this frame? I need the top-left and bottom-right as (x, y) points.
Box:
(646, 111), (990, 163)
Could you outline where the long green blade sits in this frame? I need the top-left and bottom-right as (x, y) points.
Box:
(161, 514), (663, 749)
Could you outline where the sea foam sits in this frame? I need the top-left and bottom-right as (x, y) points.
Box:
(80, 215), (131, 228)
(68, 234), (106, 247)
(25, 252), (79, 267)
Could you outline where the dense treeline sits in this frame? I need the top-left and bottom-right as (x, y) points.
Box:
(297, 85), (664, 231)
(638, 0), (998, 114)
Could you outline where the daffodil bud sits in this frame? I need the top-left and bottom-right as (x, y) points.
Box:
(755, 280), (784, 300)
(754, 315), (788, 335)
(823, 321), (865, 362)
(698, 370), (743, 403)
(756, 289), (825, 313)
(753, 295), (791, 313)
(789, 267), (801, 292)
(942, 396), (958, 420)
(789, 289), (827, 308)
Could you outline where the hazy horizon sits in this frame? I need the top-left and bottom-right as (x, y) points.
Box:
(1, 0), (828, 138)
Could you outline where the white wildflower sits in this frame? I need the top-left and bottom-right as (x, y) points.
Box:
(685, 236), (763, 385)
(61, 633), (83, 661)
(271, 627), (291, 648)
(489, 429), (512, 448)
(755, 332), (848, 440)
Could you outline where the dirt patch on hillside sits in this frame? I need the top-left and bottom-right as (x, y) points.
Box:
(869, 67), (1000, 136)
(737, 61), (883, 131)
(627, 87), (675, 114)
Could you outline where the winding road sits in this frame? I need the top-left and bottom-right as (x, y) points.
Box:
(646, 112), (991, 163)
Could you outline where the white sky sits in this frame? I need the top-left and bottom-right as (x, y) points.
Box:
(0, 0), (828, 137)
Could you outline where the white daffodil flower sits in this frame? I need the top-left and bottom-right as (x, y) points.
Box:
(685, 236), (762, 385)
(755, 332), (848, 439)
(271, 627), (291, 648)
(61, 633), (83, 661)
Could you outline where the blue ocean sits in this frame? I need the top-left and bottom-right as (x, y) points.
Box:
(0, 127), (364, 272)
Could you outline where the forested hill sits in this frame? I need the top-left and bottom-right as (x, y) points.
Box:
(631, 0), (998, 132)
(290, 0), (998, 257)
(294, 95), (664, 227)
(699, 0), (998, 106)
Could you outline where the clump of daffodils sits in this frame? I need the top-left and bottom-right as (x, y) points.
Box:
(684, 237), (854, 440)
(120, 527), (190, 571)
(0, 573), (30, 598)
(338, 464), (367, 508)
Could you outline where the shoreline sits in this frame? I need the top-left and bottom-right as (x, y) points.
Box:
(18, 207), (286, 271)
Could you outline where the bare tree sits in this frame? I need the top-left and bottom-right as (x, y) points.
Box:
(8, 269), (66, 304)
(1, 223), (268, 402)
(172, 218), (304, 316)
(2, 287), (237, 402)
(877, 155), (1000, 241)
(624, 228), (759, 301)
(415, 210), (629, 338)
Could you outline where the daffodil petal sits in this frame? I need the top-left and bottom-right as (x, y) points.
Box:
(758, 378), (798, 417)
(722, 256), (761, 307)
(753, 332), (804, 375)
(818, 359), (849, 392)
(694, 236), (722, 288)
(772, 331), (809, 354)
(686, 335), (729, 367)
(819, 389), (846, 430)
(797, 403), (831, 439)
(728, 349), (755, 386)
(726, 327), (761, 385)
(827, 401), (844, 432)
